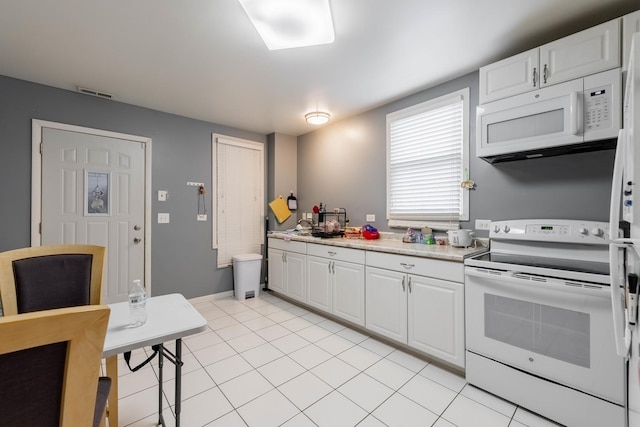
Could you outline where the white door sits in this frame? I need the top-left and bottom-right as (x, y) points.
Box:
(285, 251), (306, 303)
(365, 266), (407, 343)
(34, 121), (150, 304)
(307, 255), (332, 312)
(333, 261), (365, 326)
(540, 19), (620, 87)
(408, 275), (464, 368)
(267, 248), (285, 293)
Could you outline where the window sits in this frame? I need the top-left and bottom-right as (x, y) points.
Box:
(213, 135), (265, 268)
(386, 88), (469, 229)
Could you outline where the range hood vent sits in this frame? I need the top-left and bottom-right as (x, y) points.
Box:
(77, 86), (114, 99)
(480, 138), (616, 163)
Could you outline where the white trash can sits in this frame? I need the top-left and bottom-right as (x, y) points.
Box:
(232, 253), (262, 301)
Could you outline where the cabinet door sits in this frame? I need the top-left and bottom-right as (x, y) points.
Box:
(307, 255), (332, 312)
(333, 261), (365, 326)
(365, 267), (407, 343)
(479, 48), (539, 104)
(285, 251), (306, 303)
(268, 248), (285, 293)
(408, 275), (464, 368)
(540, 19), (620, 87)
(623, 10), (640, 73)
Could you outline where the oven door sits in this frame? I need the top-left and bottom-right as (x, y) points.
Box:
(465, 266), (624, 404)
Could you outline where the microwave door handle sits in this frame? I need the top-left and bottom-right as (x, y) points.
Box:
(610, 130), (625, 242)
(569, 91), (579, 135)
(610, 243), (631, 358)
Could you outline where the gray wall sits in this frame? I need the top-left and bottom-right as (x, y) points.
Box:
(0, 75), (266, 299)
(297, 71), (615, 236)
(267, 133), (298, 232)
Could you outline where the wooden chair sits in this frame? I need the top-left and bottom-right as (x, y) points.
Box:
(0, 244), (105, 315)
(0, 305), (111, 426)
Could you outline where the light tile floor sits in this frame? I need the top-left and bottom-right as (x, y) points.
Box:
(112, 293), (563, 427)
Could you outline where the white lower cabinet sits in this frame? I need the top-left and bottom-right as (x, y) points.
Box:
(306, 243), (365, 326)
(408, 275), (464, 368)
(268, 238), (466, 368)
(267, 239), (306, 302)
(366, 252), (465, 368)
(365, 267), (407, 343)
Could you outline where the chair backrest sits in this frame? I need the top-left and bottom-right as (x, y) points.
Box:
(0, 244), (105, 315)
(0, 305), (110, 426)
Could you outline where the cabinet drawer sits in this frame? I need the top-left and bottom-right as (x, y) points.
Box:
(366, 251), (463, 283)
(268, 238), (306, 254)
(307, 243), (365, 264)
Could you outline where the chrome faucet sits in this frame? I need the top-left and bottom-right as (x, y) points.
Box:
(297, 218), (315, 228)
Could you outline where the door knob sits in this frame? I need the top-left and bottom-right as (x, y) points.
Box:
(133, 237), (141, 244)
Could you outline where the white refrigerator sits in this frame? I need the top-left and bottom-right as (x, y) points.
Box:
(610, 32), (640, 426)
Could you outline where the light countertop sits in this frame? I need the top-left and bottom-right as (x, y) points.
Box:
(268, 231), (488, 263)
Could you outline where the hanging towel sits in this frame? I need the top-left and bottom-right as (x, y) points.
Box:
(269, 196), (292, 224)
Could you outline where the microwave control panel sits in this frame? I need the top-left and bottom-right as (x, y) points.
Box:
(584, 83), (612, 131)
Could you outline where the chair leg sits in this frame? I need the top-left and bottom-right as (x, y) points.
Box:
(106, 356), (119, 427)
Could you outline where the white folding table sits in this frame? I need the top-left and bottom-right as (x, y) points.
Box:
(103, 293), (207, 427)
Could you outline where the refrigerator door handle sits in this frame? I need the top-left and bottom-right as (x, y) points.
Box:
(609, 129), (625, 242)
(610, 242), (631, 358)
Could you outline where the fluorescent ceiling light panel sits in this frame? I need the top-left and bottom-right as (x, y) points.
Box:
(238, 0), (335, 50)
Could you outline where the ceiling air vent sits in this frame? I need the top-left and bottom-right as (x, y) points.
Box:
(77, 86), (114, 99)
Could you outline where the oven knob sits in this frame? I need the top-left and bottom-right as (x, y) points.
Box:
(591, 228), (604, 237)
(503, 225), (510, 233)
(493, 225), (501, 233)
(578, 227), (589, 235)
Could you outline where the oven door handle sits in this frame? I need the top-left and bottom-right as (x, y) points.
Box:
(609, 243), (631, 358)
(464, 267), (610, 298)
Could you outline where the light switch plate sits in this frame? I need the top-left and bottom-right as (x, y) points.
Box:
(366, 214), (376, 222)
(158, 213), (170, 223)
(158, 190), (168, 201)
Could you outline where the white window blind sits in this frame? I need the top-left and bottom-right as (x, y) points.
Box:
(386, 88), (469, 227)
(214, 135), (264, 268)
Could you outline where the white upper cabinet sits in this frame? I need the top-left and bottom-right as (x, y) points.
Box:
(540, 19), (620, 86)
(480, 19), (620, 104)
(623, 10), (640, 73)
(480, 49), (539, 104)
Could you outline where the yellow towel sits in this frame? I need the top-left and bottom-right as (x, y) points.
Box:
(269, 196), (292, 224)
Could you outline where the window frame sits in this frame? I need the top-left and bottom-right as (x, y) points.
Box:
(386, 87), (470, 230)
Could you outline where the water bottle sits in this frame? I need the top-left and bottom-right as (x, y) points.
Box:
(128, 279), (147, 327)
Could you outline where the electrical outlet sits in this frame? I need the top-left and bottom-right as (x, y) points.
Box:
(475, 219), (491, 230)
(366, 214), (376, 222)
(197, 214), (207, 221)
(158, 213), (170, 224)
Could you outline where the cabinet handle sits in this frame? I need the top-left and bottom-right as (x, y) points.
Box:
(283, 252), (286, 262)
(401, 276), (406, 292)
(400, 262), (415, 269)
(331, 261), (335, 274)
(328, 262), (332, 273)
(328, 251), (337, 257)
(532, 67), (537, 87)
(408, 276), (412, 293)
(543, 64), (548, 84)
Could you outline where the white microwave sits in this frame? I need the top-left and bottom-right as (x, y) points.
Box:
(476, 68), (621, 162)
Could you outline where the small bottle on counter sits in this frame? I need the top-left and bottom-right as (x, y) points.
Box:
(128, 279), (147, 327)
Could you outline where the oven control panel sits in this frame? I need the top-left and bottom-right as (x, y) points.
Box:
(489, 219), (613, 244)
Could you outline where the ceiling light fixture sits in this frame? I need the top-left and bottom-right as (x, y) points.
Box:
(305, 111), (330, 125)
(237, 0), (335, 50)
